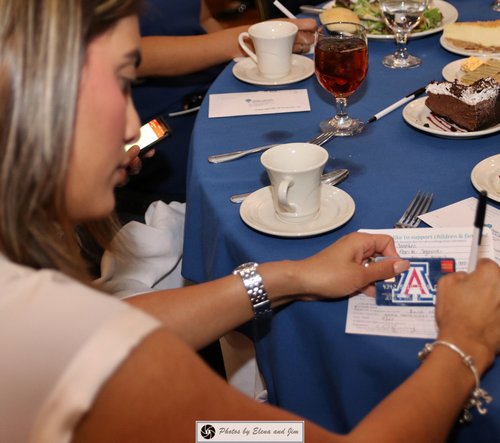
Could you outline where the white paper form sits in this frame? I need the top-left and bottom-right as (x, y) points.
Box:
(345, 227), (495, 339)
(208, 89), (310, 118)
(419, 197), (500, 265)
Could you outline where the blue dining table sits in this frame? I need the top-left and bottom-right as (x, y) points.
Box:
(182, 1), (500, 440)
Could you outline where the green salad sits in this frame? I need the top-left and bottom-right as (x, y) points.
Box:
(344, 0), (443, 35)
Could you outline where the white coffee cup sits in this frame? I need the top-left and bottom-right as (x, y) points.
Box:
(238, 21), (298, 79)
(261, 143), (328, 223)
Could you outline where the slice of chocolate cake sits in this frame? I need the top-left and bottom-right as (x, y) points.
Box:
(425, 78), (500, 131)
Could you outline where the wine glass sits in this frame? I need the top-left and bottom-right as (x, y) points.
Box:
(379, 0), (428, 68)
(314, 22), (368, 136)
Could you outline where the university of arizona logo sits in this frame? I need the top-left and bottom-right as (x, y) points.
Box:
(392, 262), (436, 304)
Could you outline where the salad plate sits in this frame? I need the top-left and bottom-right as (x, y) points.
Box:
(321, 0), (458, 40)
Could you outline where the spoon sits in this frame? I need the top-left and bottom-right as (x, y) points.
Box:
(230, 169), (349, 204)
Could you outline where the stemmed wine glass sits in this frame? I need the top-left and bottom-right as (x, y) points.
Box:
(379, 0), (428, 68)
(314, 22), (368, 136)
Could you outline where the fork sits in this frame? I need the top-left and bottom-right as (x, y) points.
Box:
(394, 191), (433, 228)
(207, 131), (336, 164)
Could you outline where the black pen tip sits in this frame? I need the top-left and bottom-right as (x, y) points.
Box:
(474, 191), (488, 228)
(414, 87), (427, 96)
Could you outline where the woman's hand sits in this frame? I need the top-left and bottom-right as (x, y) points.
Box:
(118, 145), (155, 186)
(435, 259), (500, 371)
(293, 232), (409, 299)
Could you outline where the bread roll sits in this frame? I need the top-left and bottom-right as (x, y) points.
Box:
(319, 7), (361, 25)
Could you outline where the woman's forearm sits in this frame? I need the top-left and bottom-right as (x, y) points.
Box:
(125, 233), (409, 349)
(125, 260), (300, 349)
(347, 342), (493, 443)
(137, 28), (246, 77)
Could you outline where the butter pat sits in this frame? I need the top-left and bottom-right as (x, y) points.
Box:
(461, 56), (486, 72)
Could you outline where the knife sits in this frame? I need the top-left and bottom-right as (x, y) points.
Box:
(299, 5), (324, 14)
(208, 143), (278, 164)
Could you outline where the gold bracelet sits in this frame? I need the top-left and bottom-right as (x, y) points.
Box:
(418, 340), (493, 423)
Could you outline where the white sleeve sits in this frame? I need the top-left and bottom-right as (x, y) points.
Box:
(0, 262), (161, 443)
(32, 306), (160, 443)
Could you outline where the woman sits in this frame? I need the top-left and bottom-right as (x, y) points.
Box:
(0, 1), (499, 442)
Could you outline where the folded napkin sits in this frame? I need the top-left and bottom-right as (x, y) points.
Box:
(96, 200), (186, 298)
(98, 200), (268, 400)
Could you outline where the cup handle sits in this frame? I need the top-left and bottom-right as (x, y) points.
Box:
(277, 178), (295, 211)
(238, 32), (258, 64)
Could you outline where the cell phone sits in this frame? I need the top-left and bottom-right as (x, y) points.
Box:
(124, 116), (171, 156)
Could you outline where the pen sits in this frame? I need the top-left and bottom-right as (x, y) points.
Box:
(168, 106), (200, 117)
(367, 86), (427, 124)
(273, 0), (297, 18)
(467, 190), (488, 273)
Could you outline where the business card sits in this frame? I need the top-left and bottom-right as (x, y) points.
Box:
(208, 89), (310, 118)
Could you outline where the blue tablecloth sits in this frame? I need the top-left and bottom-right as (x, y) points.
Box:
(182, 1), (500, 440)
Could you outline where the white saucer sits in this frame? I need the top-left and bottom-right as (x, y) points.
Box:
(471, 154), (500, 203)
(232, 54), (314, 86)
(402, 97), (500, 138)
(440, 35), (500, 57)
(240, 184), (355, 237)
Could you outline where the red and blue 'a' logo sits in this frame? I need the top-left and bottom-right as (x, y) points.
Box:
(392, 262), (436, 304)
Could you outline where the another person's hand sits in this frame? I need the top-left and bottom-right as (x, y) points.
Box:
(289, 18), (317, 54)
(435, 259), (500, 370)
(118, 145), (155, 186)
(294, 232), (409, 299)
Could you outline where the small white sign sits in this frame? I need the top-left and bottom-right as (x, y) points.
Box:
(208, 89), (310, 118)
(196, 421), (304, 442)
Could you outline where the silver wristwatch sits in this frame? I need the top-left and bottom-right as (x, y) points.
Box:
(233, 262), (272, 320)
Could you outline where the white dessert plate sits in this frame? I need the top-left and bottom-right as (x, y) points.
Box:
(441, 58), (466, 83)
(232, 54), (314, 86)
(321, 0), (458, 40)
(440, 35), (500, 57)
(402, 97), (500, 138)
(471, 154), (500, 203)
(441, 57), (500, 83)
(240, 184), (355, 237)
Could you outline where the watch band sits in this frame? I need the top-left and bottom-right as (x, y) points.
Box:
(233, 262), (272, 320)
